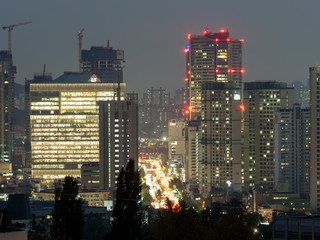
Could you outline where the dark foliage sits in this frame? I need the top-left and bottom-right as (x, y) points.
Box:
(83, 213), (111, 240)
(51, 176), (84, 240)
(0, 209), (12, 231)
(152, 199), (262, 240)
(109, 159), (142, 240)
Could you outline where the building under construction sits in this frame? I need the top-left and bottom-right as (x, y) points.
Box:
(81, 43), (124, 83)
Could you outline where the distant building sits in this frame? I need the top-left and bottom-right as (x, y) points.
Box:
(243, 81), (294, 190)
(274, 105), (310, 195)
(81, 162), (100, 191)
(185, 29), (243, 119)
(26, 72), (125, 185)
(81, 44), (124, 83)
(173, 88), (187, 106)
(0, 51), (16, 164)
(290, 80), (310, 108)
(98, 100), (138, 190)
(168, 119), (185, 160)
(139, 87), (171, 138)
(200, 82), (243, 194)
(310, 66), (320, 212)
(184, 120), (201, 191)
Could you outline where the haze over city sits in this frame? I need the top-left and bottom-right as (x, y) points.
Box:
(2, 0), (320, 239)
(1, 0), (320, 94)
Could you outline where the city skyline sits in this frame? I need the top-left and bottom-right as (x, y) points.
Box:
(1, 0), (320, 95)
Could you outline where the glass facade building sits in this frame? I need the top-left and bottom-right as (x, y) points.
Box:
(27, 73), (125, 184)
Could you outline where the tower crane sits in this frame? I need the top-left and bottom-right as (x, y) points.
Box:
(2, 21), (32, 54)
(78, 28), (84, 72)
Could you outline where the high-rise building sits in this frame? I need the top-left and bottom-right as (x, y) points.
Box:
(168, 119), (185, 161)
(243, 82), (294, 190)
(98, 100), (138, 190)
(185, 120), (201, 191)
(200, 82), (243, 194)
(274, 105), (310, 195)
(185, 29), (243, 119)
(139, 87), (171, 138)
(26, 72), (125, 185)
(25, 73), (53, 168)
(81, 45), (124, 83)
(0, 51), (16, 164)
(290, 81), (310, 108)
(310, 66), (320, 212)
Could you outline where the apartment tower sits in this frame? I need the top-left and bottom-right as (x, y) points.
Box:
(185, 28), (243, 119)
(243, 82), (294, 190)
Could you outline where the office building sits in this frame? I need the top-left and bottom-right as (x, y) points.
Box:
(274, 105), (310, 195)
(0, 51), (16, 164)
(25, 73), (53, 168)
(243, 81), (294, 190)
(185, 29), (243, 119)
(98, 100), (138, 190)
(310, 66), (320, 212)
(26, 72), (125, 185)
(81, 44), (124, 83)
(200, 82), (243, 194)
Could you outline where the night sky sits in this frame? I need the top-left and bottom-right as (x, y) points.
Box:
(1, 0), (320, 95)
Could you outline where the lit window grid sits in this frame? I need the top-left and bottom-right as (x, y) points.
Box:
(30, 86), (123, 181)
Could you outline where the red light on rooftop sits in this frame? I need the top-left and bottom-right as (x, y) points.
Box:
(239, 104), (245, 111)
(215, 69), (219, 73)
(187, 33), (191, 39)
(185, 78), (189, 82)
(240, 39), (244, 42)
(184, 48), (189, 53)
(188, 70), (191, 74)
(240, 69), (245, 73)
(226, 38), (230, 42)
(220, 29), (225, 33)
(204, 29), (209, 35)
(215, 38), (219, 42)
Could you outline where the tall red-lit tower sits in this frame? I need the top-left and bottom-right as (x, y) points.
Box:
(185, 28), (244, 120)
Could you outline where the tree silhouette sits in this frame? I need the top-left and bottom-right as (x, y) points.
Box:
(110, 159), (142, 240)
(51, 176), (84, 240)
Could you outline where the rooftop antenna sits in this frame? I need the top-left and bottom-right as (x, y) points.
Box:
(43, 64), (46, 78)
(107, 40), (110, 49)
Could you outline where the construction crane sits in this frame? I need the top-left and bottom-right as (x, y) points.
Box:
(2, 21), (32, 54)
(78, 28), (85, 72)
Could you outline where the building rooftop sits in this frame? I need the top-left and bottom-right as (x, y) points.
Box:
(31, 72), (122, 84)
(244, 81), (293, 90)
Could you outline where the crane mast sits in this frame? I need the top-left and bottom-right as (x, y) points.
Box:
(2, 21), (32, 54)
(78, 28), (85, 72)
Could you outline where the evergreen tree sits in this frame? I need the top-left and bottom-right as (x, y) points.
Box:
(110, 159), (142, 240)
(51, 176), (84, 240)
